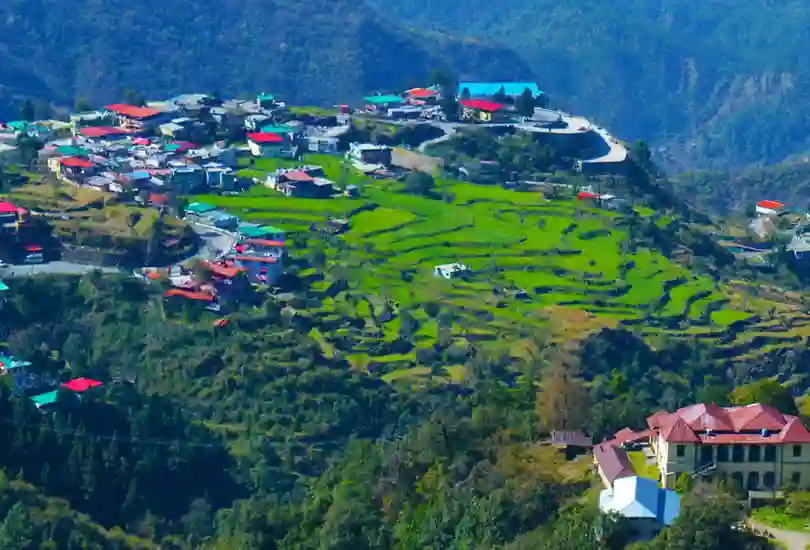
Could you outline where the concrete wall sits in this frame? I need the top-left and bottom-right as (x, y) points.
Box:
(656, 435), (810, 491)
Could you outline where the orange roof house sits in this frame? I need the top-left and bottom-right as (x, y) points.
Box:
(105, 104), (162, 119)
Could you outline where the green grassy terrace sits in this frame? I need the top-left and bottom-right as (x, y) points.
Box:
(192, 154), (810, 383)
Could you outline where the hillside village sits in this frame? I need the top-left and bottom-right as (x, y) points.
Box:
(3, 80), (810, 545)
(0, 80), (632, 309)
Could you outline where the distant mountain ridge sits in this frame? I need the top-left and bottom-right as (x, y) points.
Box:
(364, 0), (810, 170)
(0, 0), (529, 118)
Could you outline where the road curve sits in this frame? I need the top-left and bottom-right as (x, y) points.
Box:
(0, 223), (237, 278)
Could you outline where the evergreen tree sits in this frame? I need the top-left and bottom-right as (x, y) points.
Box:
(516, 88), (536, 118)
(19, 100), (34, 122)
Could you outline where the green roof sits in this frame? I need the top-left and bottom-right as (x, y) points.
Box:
(262, 225), (285, 234)
(238, 224), (272, 238)
(185, 202), (216, 214)
(163, 143), (182, 152)
(56, 146), (88, 156)
(31, 391), (58, 407)
(0, 280), (8, 291)
(260, 124), (294, 135)
(258, 93), (275, 101)
(363, 95), (403, 105)
(7, 121), (29, 131)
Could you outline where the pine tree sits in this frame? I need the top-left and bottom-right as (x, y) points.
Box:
(19, 100), (34, 122)
(516, 88), (536, 118)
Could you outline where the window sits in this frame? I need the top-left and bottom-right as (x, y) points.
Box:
(747, 472), (760, 490)
(676, 445), (686, 458)
(764, 445), (776, 461)
(717, 445), (729, 462)
(732, 445), (745, 463)
(749, 446), (761, 462)
(731, 472), (744, 489)
(700, 445), (713, 465)
(764, 472), (776, 489)
(794, 445), (803, 458)
(792, 472), (802, 486)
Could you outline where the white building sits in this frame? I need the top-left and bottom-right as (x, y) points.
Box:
(433, 263), (470, 279)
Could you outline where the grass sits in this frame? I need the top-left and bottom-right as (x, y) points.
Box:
(188, 156), (806, 380)
(752, 506), (810, 533)
(627, 451), (660, 482)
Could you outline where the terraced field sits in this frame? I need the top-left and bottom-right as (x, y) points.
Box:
(195, 156), (810, 383)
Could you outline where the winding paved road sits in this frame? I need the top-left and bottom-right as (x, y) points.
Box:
(0, 223), (237, 278)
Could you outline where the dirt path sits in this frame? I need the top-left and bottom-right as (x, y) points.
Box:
(748, 519), (810, 550)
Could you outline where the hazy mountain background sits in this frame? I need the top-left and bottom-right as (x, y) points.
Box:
(0, 0), (527, 118)
(3, 0), (810, 174)
(364, 0), (810, 171)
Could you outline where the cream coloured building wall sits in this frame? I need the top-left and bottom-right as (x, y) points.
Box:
(654, 435), (810, 492)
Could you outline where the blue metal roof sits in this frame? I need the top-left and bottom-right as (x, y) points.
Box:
(457, 82), (543, 98)
(0, 280), (8, 291)
(599, 476), (680, 526)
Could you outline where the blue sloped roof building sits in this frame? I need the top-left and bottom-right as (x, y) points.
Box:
(599, 476), (681, 541)
(457, 82), (544, 98)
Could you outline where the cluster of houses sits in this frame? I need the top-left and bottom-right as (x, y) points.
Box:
(0, 340), (105, 411)
(138, 203), (287, 311)
(362, 81), (544, 123)
(717, 199), (810, 268)
(0, 200), (49, 265)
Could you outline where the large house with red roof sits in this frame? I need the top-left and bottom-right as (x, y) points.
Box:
(597, 402), (810, 498)
(106, 104), (171, 130)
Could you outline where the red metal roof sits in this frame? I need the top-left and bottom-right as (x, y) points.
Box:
(79, 126), (126, 138)
(593, 443), (635, 485)
(105, 104), (162, 119)
(407, 88), (438, 98)
(232, 255), (278, 263)
(577, 191), (598, 200)
(778, 418), (810, 443)
(0, 201), (17, 213)
(247, 132), (284, 144)
(610, 428), (655, 446)
(149, 193), (169, 204)
(284, 170), (314, 182)
(61, 377), (103, 392)
(24, 245), (42, 252)
(662, 418), (701, 443)
(205, 261), (246, 279)
(460, 98), (506, 112)
(61, 157), (95, 168)
(244, 239), (286, 247)
(757, 200), (785, 210)
(164, 289), (215, 301)
(649, 402), (810, 444)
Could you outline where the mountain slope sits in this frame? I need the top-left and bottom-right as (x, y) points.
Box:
(675, 159), (810, 215)
(364, 0), (810, 169)
(0, 0), (528, 117)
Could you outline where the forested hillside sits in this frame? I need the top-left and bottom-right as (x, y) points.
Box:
(0, 0), (527, 118)
(365, 0), (810, 169)
(675, 159), (810, 215)
(0, 274), (780, 548)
